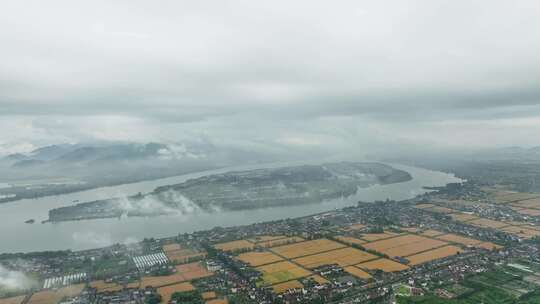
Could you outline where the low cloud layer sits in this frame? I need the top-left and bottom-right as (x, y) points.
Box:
(2, 1), (540, 155)
(0, 264), (36, 291)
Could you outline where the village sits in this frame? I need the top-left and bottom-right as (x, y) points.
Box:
(2, 182), (540, 304)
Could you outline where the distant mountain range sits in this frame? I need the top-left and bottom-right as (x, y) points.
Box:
(0, 141), (289, 203)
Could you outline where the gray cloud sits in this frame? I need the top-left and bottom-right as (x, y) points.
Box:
(1, 0), (540, 154)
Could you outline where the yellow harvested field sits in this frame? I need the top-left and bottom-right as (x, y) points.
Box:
(157, 282), (195, 304)
(414, 204), (435, 209)
(90, 280), (123, 293)
(237, 251), (283, 266)
(141, 262), (213, 287)
(293, 247), (377, 269)
(500, 226), (540, 239)
(406, 245), (462, 266)
(356, 258), (409, 272)
(247, 235), (286, 243)
(270, 239), (345, 259)
(383, 239), (447, 258)
(468, 218), (510, 229)
(163, 243), (182, 252)
(359, 231), (401, 242)
(475, 242), (503, 250)
(201, 291), (217, 300)
(427, 206), (456, 214)
(256, 261), (311, 285)
(307, 275), (329, 285)
(436, 234), (482, 246)
(364, 235), (431, 252)
(513, 208), (540, 216)
(420, 230), (445, 237)
(343, 266), (372, 280)
(490, 192), (540, 204)
(214, 240), (254, 252)
(257, 237), (304, 248)
(271, 280), (303, 294)
(364, 235), (448, 257)
(511, 198), (540, 209)
(0, 296), (25, 304)
(206, 299), (228, 304)
(401, 227), (420, 233)
(165, 248), (206, 263)
(449, 213), (479, 222)
(335, 236), (366, 246)
(346, 224), (366, 231)
(28, 284), (84, 304)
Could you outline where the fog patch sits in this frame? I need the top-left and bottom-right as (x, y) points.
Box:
(0, 264), (37, 291)
(114, 190), (204, 216)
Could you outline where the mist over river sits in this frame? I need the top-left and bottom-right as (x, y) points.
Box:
(0, 160), (461, 253)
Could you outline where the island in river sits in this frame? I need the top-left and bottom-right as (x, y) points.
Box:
(47, 162), (412, 222)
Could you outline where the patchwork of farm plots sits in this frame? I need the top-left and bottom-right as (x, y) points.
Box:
(415, 197), (540, 240)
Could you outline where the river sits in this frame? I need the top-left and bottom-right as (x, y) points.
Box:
(0, 161), (461, 253)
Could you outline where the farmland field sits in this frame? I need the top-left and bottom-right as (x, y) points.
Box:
(335, 236), (367, 246)
(356, 258), (409, 272)
(256, 236), (304, 248)
(256, 261), (311, 285)
(247, 235), (286, 243)
(343, 266), (372, 280)
(163, 244), (206, 263)
(449, 213), (479, 222)
(419, 230), (445, 237)
(270, 239), (345, 259)
(406, 245), (462, 266)
(0, 296), (25, 304)
(383, 238), (447, 258)
(157, 282), (195, 304)
(511, 198), (540, 209)
(28, 284), (84, 304)
(214, 240), (254, 252)
(89, 280), (124, 293)
(271, 280), (303, 294)
(140, 262), (213, 287)
(307, 275), (330, 285)
(359, 231), (401, 242)
(363, 235), (441, 253)
(475, 242), (503, 250)
(468, 218), (510, 229)
(436, 233), (482, 246)
(237, 251), (283, 266)
(293, 247), (376, 269)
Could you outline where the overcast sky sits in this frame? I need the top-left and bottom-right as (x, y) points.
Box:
(1, 0), (540, 156)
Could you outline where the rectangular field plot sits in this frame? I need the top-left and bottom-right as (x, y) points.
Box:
(293, 247), (377, 269)
(257, 236), (304, 248)
(513, 208), (540, 216)
(364, 234), (447, 258)
(475, 242), (503, 250)
(270, 239), (345, 259)
(359, 231), (401, 242)
(271, 280), (303, 294)
(247, 235), (286, 243)
(499, 225), (540, 239)
(468, 218), (510, 229)
(237, 251), (283, 266)
(307, 275), (330, 285)
(28, 284), (85, 304)
(140, 262), (213, 287)
(335, 236), (367, 246)
(420, 230), (445, 237)
(256, 261), (311, 285)
(0, 296), (25, 304)
(511, 198), (540, 209)
(157, 282), (195, 304)
(436, 233), (482, 246)
(343, 266), (372, 280)
(449, 213), (479, 222)
(214, 240), (254, 252)
(356, 258), (409, 272)
(406, 245), (462, 266)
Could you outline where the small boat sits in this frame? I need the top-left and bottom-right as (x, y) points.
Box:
(24, 219), (35, 224)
